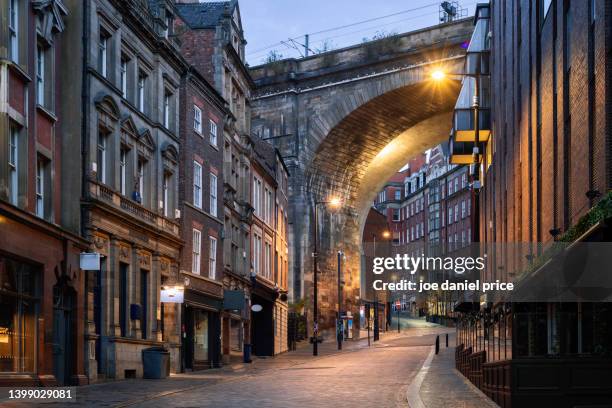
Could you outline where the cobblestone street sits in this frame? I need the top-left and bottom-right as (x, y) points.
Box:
(2, 322), (477, 408)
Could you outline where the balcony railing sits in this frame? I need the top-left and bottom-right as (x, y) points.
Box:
(89, 180), (180, 237)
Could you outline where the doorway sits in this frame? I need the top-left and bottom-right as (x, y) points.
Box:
(53, 279), (75, 385)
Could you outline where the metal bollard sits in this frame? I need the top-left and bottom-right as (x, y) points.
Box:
(446, 333), (449, 348)
(435, 335), (440, 355)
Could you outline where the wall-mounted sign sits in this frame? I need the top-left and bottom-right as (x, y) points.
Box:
(161, 285), (185, 303)
(251, 304), (263, 312)
(80, 253), (100, 270)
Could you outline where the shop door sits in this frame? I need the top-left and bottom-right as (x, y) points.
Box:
(53, 282), (75, 385)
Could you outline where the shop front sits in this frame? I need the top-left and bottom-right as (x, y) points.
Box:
(182, 288), (222, 370)
(0, 206), (87, 386)
(251, 281), (277, 357)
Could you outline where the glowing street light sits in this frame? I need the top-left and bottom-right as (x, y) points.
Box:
(431, 69), (446, 81)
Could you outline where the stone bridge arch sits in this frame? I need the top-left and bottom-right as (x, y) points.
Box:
(250, 19), (472, 334)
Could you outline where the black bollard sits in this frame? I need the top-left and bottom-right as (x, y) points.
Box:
(446, 333), (449, 348)
(435, 335), (440, 355)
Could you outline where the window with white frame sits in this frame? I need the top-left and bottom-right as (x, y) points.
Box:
(99, 32), (108, 77)
(97, 132), (107, 184)
(193, 161), (202, 208)
(36, 159), (44, 218)
(253, 234), (262, 275)
(8, 126), (18, 205)
(461, 200), (466, 218)
(36, 45), (45, 106)
(454, 204), (459, 222)
(9, 0), (18, 62)
(137, 157), (146, 203)
(120, 56), (128, 98)
(192, 229), (201, 275)
(253, 177), (262, 216)
(137, 71), (146, 112)
(448, 206), (453, 224)
(392, 209), (400, 222)
(163, 91), (171, 128)
(193, 105), (202, 133)
(209, 237), (217, 279)
(209, 172), (217, 217)
(163, 172), (171, 217)
(264, 241), (272, 279)
(209, 120), (217, 146)
(119, 147), (128, 195)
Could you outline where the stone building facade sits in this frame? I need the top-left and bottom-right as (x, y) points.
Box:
(0, 0), (89, 386)
(61, 0), (184, 381)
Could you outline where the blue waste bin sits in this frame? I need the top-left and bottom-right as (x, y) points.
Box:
(142, 347), (170, 379)
(243, 343), (252, 363)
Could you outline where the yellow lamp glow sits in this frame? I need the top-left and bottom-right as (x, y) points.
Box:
(431, 70), (446, 81)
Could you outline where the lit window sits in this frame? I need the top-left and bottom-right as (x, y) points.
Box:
(210, 172), (217, 216)
(209, 120), (217, 146)
(193, 106), (202, 133)
(193, 161), (202, 208)
(209, 237), (217, 279)
(192, 229), (201, 275)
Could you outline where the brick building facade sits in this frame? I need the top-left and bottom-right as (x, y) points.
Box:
(177, 66), (227, 370)
(0, 0), (89, 386)
(451, 2), (612, 407)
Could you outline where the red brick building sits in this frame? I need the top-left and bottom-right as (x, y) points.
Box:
(0, 0), (88, 385)
(178, 67), (227, 370)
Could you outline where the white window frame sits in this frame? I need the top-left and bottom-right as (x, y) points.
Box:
(163, 173), (170, 217)
(36, 45), (44, 106)
(138, 159), (145, 202)
(9, 0), (18, 62)
(120, 57), (128, 97)
(192, 229), (201, 275)
(8, 126), (18, 205)
(163, 92), (171, 128)
(448, 207), (453, 224)
(209, 236), (217, 279)
(99, 33), (108, 77)
(193, 161), (202, 208)
(137, 71), (146, 112)
(119, 147), (127, 195)
(209, 172), (217, 217)
(193, 105), (202, 134)
(36, 159), (44, 218)
(97, 134), (106, 184)
(209, 119), (217, 146)
(454, 204), (459, 222)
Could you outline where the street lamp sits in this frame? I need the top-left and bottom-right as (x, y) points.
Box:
(371, 230), (390, 343)
(312, 196), (342, 356)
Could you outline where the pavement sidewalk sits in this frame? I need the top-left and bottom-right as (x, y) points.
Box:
(407, 334), (499, 408)
(0, 329), (406, 407)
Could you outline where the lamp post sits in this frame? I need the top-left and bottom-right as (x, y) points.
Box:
(337, 250), (344, 350)
(312, 197), (341, 356)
